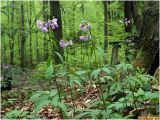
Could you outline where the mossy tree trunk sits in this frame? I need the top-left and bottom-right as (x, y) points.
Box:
(133, 1), (159, 72)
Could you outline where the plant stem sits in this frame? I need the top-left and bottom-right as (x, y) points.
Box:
(68, 76), (76, 116)
(122, 86), (127, 107)
(98, 75), (106, 111)
(54, 76), (63, 118)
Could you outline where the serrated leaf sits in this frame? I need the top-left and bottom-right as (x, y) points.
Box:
(74, 112), (91, 119)
(34, 100), (50, 112)
(101, 109), (112, 119)
(102, 67), (111, 74)
(91, 109), (100, 118)
(75, 70), (87, 75)
(57, 102), (67, 113)
(49, 90), (58, 98)
(91, 69), (100, 79)
(137, 88), (144, 96)
(3, 109), (22, 118)
(30, 92), (43, 102)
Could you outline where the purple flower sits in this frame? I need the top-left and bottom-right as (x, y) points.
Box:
(36, 20), (48, 32)
(80, 24), (88, 31)
(79, 21), (91, 31)
(37, 20), (43, 28)
(48, 18), (58, 29)
(79, 36), (88, 41)
(59, 39), (65, 48)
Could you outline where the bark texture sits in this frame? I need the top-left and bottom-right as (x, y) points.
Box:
(133, 1), (159, 72)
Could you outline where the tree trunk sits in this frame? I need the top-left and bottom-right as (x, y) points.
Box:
(9, 0), (15, 65)
(108, 1), (111, 21)
(133, 1), (159, 72)
(103, 1), (108, 64)
(130, 1), (142, 32)
(20, 4), (25, 68)
(50, 0), (64, 64)
(35, 32), (40, 63)
(43, 1), (49, 61)
(124, 1), (132, 32)
(29, 1), (33, 66)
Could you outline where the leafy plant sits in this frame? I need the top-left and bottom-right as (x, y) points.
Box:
(3, 109), (29, 119)
(30, 90), (67, 115)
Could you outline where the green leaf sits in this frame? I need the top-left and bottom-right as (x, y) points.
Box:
(137, 88), (144, 96)
(100, 77), (105, 83)
(101, 109), (112, 119)
(34, 100), (50, 112)
(91, 109), (100, 118)
(49, 90), (58, 98)
(91, 69), (101, 79)
(57, 102), (67, 113)
(103, 76), (114, 81)
(102, 67), (111, 74)
(109, 82), (121, 92)
(55, 51), (64, 64)
(74, 112), (91, 119)
(46, 64), (54, 78)
(75, 70), (88, 75)
(107, 102), (124, 110)
(3, 109), (22, 118)
(30, 92), (43, 102)
(70, 79), (82, 88)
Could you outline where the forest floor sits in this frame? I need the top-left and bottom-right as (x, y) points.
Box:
(1, 76), (102, 119)
(1, 69), (159, 119)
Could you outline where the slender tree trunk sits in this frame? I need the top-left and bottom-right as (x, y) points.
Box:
(80, 2), (84, 14)
(7, 1), (10, 64)
(9, 0), (15, 65)
(20, 4), (25, 68)
(43, 1), (49, 60)
(133, 1), (159, 71)
(50, 0), (64, 64)
(35, 32), (40, 63)
(103, 1), (108, 64)
(108, 1), (111, 21)
(29, 1), (33, 66)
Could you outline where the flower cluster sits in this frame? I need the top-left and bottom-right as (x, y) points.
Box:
(79, 21), (91, 31)
(124, 18), (131, 27)
(59, 40), (73, 49)
(79, 21), (91, 42)
(36, 17), (58, 32)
